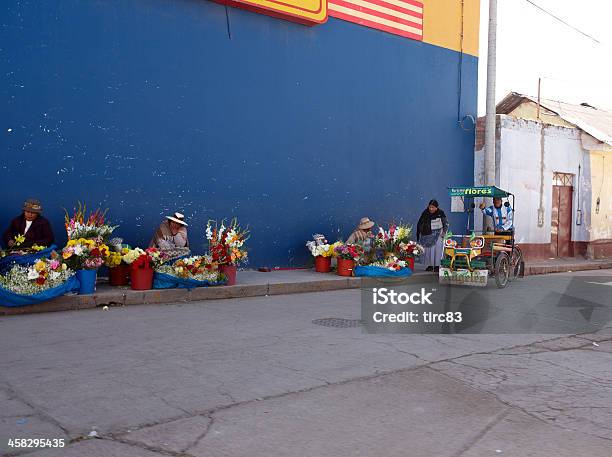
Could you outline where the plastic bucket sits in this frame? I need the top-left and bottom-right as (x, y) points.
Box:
(109, 264), (130, 286)
(336, 258), (354, 277)
(130, 266), (154, 290)
(76, 269), (97, 295)
(220, 264), (237, 286)
(314, 256), (331, 273)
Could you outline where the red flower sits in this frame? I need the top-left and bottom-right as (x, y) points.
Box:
(36, 276), (46, 285)
(91, 248), (100, 257)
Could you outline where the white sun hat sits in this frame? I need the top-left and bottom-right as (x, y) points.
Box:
(166, 212), (188, 227)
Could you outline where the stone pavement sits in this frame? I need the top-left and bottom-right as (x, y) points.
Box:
(1, 271), (612, 456)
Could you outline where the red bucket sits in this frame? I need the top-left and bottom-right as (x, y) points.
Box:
(220, 264), (237, 286)
(406, 257), (415, 271)
(130, 266), (154, 290)
(336, 258), (354, 277)
(109, 264), (130, 286)
(314, 256), (331, 273)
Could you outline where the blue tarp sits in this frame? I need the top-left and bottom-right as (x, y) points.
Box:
(153, 272), (227, 289)
(0, 275), (79, 307)
(0, 245), (58, 274)
(353, 266), (413, 278)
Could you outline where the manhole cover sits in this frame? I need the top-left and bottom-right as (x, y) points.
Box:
(312, 318), (362, 328)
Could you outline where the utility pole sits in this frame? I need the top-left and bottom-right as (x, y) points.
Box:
(484, 0), (497, 187)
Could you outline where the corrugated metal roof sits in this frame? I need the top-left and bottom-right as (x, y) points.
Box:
(497, 92), (612, 147)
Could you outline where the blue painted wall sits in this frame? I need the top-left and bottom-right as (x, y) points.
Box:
(1, 0), (478, 267)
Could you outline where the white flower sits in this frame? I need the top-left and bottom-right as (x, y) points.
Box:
(205, 223), (213, 240)
(27, 268), (39, 280)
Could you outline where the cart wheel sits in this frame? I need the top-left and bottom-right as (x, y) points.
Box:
(510, 246), (523, 280)
(494, 252), (510, 288)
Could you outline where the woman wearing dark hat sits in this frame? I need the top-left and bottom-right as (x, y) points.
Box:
(416, 200), (448, 272)
(2, 199), (55, 249)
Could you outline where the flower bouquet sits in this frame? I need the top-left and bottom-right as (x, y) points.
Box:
(62, 238), (110, 294)
(154, 255), (226, 289)
(333, 243), (363, 277)
(206, 218), (249, 285)
(64, 202), (118, 242)
(306, 234), (335, 273)
(375, 223), (413, 253)
(122, 247), (167, 290)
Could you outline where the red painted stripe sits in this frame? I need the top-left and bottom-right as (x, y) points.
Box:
(330, 10), (423, 40)
(331, 0), (423, 29)
(364, 0), (423, 19)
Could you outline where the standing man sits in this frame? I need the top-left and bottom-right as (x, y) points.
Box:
(2, 199), (55, 248)
(479, 197), (514, 234)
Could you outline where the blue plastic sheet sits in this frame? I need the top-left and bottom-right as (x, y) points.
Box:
(0, 275), (79, 307)
(153, 272), (227, 289)
(353, 266), (413, 278)
(0, 245), (58, 274)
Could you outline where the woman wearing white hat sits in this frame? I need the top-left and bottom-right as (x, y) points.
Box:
(149, 212), (189, 251)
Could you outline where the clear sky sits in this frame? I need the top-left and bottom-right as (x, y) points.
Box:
(477, 0), (612, 114)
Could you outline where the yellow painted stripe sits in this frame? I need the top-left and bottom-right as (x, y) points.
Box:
(340, 0), (423, 25)
(376, 0), (423, 15)
(329, 3), (423, 35)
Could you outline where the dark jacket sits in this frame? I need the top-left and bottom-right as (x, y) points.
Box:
(2, 214), (55, 248)
(416, 208), (448, 241)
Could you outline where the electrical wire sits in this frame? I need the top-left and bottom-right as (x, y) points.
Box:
(523, 0), (601, 44)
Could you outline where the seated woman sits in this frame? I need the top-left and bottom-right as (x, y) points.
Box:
(149, 212), (190, 260)
(346, 217), (376, 254)
(2, 199), (54, 249)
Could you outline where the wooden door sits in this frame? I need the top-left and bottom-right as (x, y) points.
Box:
(551, 179), (573, 257)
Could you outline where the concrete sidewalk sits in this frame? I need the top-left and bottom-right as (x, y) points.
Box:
(1, 257), (610, 316)
(0, 270), (363, 316)
(525, 257), (612, 275)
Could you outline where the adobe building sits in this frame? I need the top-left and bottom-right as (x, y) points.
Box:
(475, 92), (612, 260)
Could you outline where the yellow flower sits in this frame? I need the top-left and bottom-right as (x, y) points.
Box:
(62, 263), (67, 271)
(34, 260), (46, 272)
(62, 251), (73, 259)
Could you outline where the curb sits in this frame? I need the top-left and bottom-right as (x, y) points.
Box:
(0, 276), (363, 316)
(525, 261), (612, 276)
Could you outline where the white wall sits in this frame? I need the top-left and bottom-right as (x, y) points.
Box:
(473, 115), (593, 243)
(495, 116), (590, 244)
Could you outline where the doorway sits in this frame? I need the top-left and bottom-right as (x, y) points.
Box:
(551, 172), (574, 257)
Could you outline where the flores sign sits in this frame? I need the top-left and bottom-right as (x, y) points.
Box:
(219, 0), (328, 25)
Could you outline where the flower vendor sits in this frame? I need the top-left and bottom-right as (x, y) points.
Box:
(149, 212), (190, 258)
(346, 217), (376, 252)
(2, 199), (54, 249)
(416, 199), (448, 272)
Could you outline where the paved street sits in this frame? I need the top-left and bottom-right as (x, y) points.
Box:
(1, 270), (612, 456)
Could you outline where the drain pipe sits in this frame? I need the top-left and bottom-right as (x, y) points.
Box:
(484, 0), (497, 187)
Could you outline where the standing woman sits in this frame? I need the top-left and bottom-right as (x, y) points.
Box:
(416, 200), (448, 272)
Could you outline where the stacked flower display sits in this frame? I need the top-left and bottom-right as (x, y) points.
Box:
(61, 238), (110, 294)
(306, 234), (335, 273)
(0, 253), (74, 295)
(206, 219), (249, 285)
